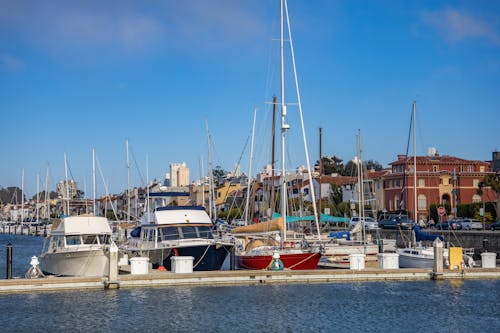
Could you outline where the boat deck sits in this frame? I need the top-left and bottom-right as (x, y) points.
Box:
(1, 267), (499, 293)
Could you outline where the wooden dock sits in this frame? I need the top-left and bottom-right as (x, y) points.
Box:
(1, 267), (499, 293)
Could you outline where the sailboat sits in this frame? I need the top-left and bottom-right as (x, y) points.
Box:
(317, 132), (380, 268)
(234, 0), (321, 270)
(396, 102), (451, 268)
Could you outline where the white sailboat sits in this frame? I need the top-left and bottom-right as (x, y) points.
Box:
(396, 102), (449, 268)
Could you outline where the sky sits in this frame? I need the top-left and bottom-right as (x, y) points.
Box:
(1, 0), (499, 198)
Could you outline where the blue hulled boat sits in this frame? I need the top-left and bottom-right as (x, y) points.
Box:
(123, 193), (234, 271)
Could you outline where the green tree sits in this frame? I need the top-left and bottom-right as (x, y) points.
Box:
(315, 155), (344, 175)
(365, 160), (383, 171)
(212, 166), (227, 187)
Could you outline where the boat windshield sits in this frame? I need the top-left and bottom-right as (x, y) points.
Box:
(98, 235), (111, 245)
(82, 235), (98, 245)
(157, 226), (214, 241)
(66, 235), (81, 245)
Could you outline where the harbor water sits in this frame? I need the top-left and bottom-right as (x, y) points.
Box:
(1, 235), (500, 332)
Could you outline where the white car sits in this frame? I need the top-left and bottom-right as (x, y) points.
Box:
(460, 218), (483, 230)
(349, 216), (378, 230)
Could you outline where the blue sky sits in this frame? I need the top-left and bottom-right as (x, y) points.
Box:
(1, 0), (499, 197)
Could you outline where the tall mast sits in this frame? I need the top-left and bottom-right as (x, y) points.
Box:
(356, 130), (366, 248)
(200, 156), (205, 208)
(64, 152), (70, 216)
(36, 173), (40, 222)
(279, 0), (288, 241)
(45, 163), (50, 221)
(413, 101), (417, 221)
(284, 0), (321, 240)
(270, 96), (277, 216)
(244, 108), (257, 225)
(126, 139), (131, 223)
(21, 169), (25, 224)
(205, 120), (216, 220)
(92, 148), (97, 216)
(319, 127), (322, 220)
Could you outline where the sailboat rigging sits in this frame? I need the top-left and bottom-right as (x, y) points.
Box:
(233, 0), (321, 270)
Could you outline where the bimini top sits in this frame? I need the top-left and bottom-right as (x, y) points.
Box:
(143, 206), (212, 225)
(51, 215), (112, 235)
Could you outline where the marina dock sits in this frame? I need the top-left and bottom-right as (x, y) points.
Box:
(1, 267), (500, 293)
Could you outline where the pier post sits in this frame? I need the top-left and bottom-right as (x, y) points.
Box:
(230, 246), (236, 270)
(6, 242), (12, 279)
(483, 238), (489, 252)
(105, 242), (120, 289)
(432, 238), (444, 280)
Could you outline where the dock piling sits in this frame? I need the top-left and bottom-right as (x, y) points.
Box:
(432, 238), (444, 280)
(230, 247), (236, 270)
(105, 242), (120, 289)
(6, 242), (12, 279)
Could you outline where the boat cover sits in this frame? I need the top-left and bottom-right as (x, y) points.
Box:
(232, 217), (284, 233)
(413, 224), (444, 242)
(271, 213), (349, 224)
(329, 231), (351, 240)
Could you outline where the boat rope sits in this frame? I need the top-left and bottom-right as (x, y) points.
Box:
(192, 245), (212, 269)
(288, 252), (318, 269)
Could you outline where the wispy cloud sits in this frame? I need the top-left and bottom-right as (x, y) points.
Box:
(420, 9), (500, 45)
(0, 0), (268, 59)
(0, 53), (25, 72)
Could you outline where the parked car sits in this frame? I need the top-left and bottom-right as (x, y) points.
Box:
(435, 220), (461, 230)
(379, 214), (414, 230)
(459, 218), (483, 230)
(348, 216), (378, 230)
(490, 221), (500, 231)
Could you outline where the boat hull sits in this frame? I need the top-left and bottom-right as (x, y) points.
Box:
(163, 244), (233, 271)
(40, 249), (109, 277)
(397, 253), (434, 269)
(237, 251), (321, 270)
(131, 243), (233, 271)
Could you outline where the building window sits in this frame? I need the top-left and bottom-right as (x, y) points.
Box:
(418, 194), (427, 210)
(473, 179), (479, 188)
(394, 195), (399, 209)
(433, 165), (439, 172)
(472, 194), (481, 203)
(419, 179), (425, 187)
(467, 165), (474, 172)
(480, 166), (485, 172)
